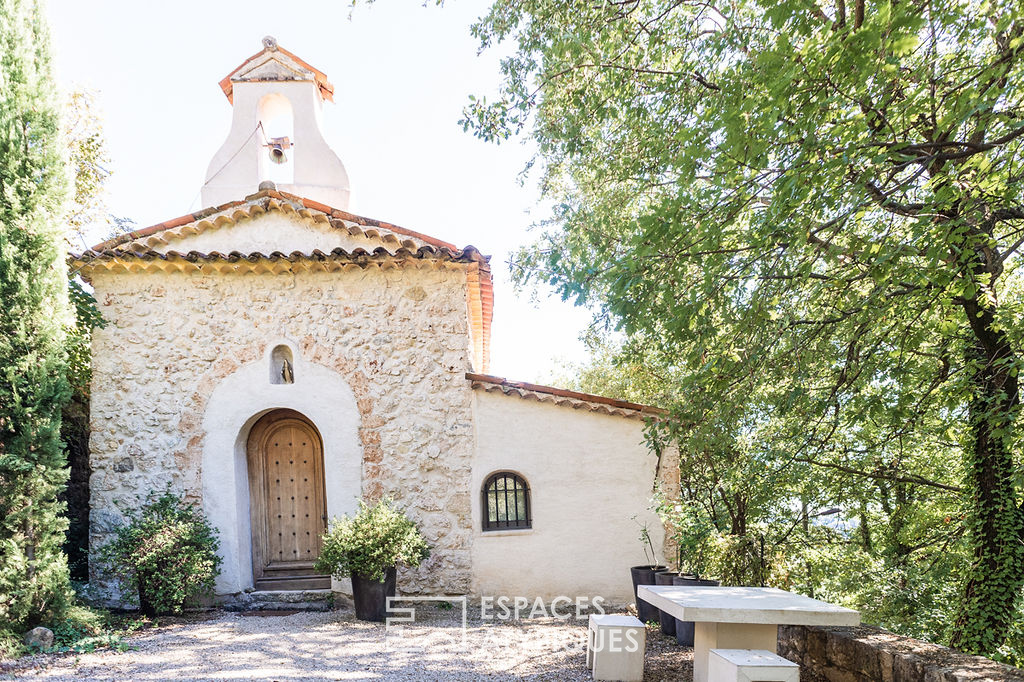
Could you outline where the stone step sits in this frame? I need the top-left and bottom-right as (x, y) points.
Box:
(223, 589), (337, 612)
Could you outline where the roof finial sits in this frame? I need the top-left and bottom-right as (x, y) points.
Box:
(262, 35), (278, 50)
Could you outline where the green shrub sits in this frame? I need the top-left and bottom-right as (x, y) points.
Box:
(704, 533), (774, 586)
(49, 604), (103, 644)
(315, 498), (429, 582)
(0, 629), (25, 660)
(100, 492), (221, 615)
(656, 498), (716, 578)
(47, 604), (136, 653)
(0, 604), (142, 659)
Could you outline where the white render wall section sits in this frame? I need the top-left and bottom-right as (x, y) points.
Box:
(202, 80), (350, 210)
(470, 390), (667, 603)
(201, 342), (361, 595)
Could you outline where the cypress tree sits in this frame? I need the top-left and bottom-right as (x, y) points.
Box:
(0, 0), (72, 628)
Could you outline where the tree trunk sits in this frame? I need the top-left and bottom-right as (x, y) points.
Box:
(891, 483), (911, 575)
(949, 301), (1024, 654)
(858, 500), (872, 552)
(730, 494), (747, 536)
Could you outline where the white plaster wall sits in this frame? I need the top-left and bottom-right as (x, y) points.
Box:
(470, 391), (666, 604)
(202, 80), (350, 210)
(201, 341), (361, 594)
(151, 212), (404, 256)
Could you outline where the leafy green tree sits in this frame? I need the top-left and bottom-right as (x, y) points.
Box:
(63, 90), (112, 251)
(0, 0), (73, 628)
(465, 0), (1024, 654)
(564, 329), (974, 643)
(60, 89), (112, 581)
(552, 332), (678, 404)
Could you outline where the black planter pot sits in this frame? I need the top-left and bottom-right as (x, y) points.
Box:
(654, 571), (680, 636)
(351, 566), (397, 622)
(671, 576), (720, 646)
(629, 564), (667, 623)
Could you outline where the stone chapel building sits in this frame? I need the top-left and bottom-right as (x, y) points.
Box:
(73, 38), (674, 605)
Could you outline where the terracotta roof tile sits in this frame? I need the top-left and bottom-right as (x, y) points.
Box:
(71, 191), (495, 373)
(466, 372), (665, 420)
(89, 190), (456, 253)
(73, 244), (485, 267)
(219, 43), (334, 103)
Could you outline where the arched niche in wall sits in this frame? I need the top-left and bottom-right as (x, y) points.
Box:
(270, 344), (295, 385)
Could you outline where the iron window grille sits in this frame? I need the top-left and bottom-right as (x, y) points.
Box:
(482, 471), (531, 531)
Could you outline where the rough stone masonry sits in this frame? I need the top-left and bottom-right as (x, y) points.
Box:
(87, 263), (477, 600)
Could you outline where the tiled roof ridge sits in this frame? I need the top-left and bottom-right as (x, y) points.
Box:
(466, 372), (666, 419)
(219, 43), (335, 103)
(90, 189), (458, 253)
(79, 188), (494, 373)
(71, 244), (486, 264)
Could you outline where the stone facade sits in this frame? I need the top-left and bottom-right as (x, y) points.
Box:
(88, 260), (477, 598)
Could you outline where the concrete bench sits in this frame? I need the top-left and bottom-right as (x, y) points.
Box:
(587, 614), (645, 681)
(708, 649), (799, 682)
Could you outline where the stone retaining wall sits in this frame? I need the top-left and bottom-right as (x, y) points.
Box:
(779, 624), (1024, 682)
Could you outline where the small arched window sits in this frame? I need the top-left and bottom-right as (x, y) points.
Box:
(482, 472), (531, 531)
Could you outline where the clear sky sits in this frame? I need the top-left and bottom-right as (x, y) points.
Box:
(46, 0), (593, 383)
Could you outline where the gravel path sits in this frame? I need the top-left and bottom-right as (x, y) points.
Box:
(6, 607), (692, 681)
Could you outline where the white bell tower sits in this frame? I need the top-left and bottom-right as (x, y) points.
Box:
(201, 36), (351, 210)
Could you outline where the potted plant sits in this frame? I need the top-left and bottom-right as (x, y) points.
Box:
(315, 498), (430, 622)
(629, 517), (666, 623)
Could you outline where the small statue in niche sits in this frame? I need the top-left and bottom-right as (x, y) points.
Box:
(281, 359), (294, 384)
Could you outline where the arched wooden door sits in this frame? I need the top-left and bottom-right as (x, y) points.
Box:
(247, 409), (330, 590)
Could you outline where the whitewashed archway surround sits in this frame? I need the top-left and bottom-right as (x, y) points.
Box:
(201, 339), (362, 595)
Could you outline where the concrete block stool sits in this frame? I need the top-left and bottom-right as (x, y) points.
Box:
(587, 614), (646, 681)
(708, 649), (799, 682)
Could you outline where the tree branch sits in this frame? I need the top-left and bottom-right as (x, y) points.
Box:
(792, 456), (964, 493)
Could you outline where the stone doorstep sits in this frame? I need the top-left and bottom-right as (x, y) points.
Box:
(222, 589), (340, 612)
